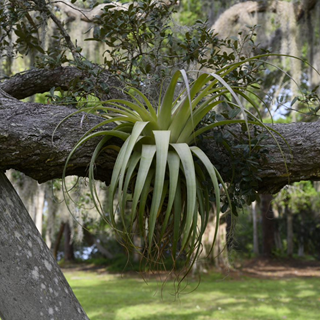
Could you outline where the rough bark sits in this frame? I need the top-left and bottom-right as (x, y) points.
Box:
(0, 172), (89, 320)
(0, 92), (118, 184)
(0, 66), (125, 100)
(1, 90), (320, 193)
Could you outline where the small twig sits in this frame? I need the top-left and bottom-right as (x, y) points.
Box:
(47, 10), (82, 62)
(35, 0), (82, 62)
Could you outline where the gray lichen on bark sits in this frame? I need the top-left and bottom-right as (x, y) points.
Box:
(0, 172), (89, 320)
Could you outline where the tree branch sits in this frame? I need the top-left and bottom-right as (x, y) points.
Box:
(44, 2), (82, 62)
(0, 66), (125, 100)
(53, 0), (128, 23)
(0, 95), (118, 183)
(0, 93), (319, 193)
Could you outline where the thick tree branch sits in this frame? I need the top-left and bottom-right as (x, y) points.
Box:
(0, 66), (125, 100)
(0, 94), (118, 183)
(255, 121), (320, 193)
(0, 93), (319, 194)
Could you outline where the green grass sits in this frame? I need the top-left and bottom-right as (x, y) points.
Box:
(64, 270), (320, 320)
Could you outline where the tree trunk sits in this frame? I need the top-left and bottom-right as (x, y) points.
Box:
(252, 201), (259, 255)
(298, 240), (305, 257)
(298, 212), (305, 257)
(261, 194), (276, 257)
(274, 221), (283, 252)
(225, 211), (233, 251)
(286, 204), (294, 256)
(214, 222), (230, 269)
(83, 228), (114, 260)
(0, 172), (89, 320)
(207, 213), (230, 270)
(54, 222), (65, 260)
(34, 183), (46, 234)
(45, 183), (59, 250)
(64, 222), (75, 262)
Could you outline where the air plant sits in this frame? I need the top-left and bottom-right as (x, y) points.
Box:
(62, 61), (281, 273)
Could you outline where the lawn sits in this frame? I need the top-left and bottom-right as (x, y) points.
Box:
(64, 269), (320, 320)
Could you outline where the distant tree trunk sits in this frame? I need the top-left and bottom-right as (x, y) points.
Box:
(45, 183), (59, 250)
(298, 240), (305, 257)
(261, 194), (276, 256)
(210, 213), (230, 270)
(193, 210), (230, 275)
(286, 204), (294, 256)
(274, 223), (283, 252)
(215, 222), (231, 269)
(252, 201), (259, 255)
(83, 228), (114, 260)
(133, 232), (141, 263)
(64, 222), (75, 262)
(54, 222), (65, 260)
(0, 172), (89, 320)
(34, 183), (46, 234)
(225, 211), (233, 251)
(298, 212), (305, 257)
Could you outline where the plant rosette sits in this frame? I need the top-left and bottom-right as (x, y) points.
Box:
(62, 64), (280, 272)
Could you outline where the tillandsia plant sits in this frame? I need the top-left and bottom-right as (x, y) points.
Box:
(61, 61), (282, 273)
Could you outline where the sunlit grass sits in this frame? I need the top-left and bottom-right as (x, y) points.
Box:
(64, 270), (320, 320)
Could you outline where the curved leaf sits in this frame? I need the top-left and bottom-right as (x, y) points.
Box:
(124, 87), (157, 120)
(160, 151), (180, 239)
(148, 130), (171, 250)
(117, 121), (149, 202)
(131, 144), (157, 223)
(138, 169), (155, 237)
(121, 151), (141, 230)
(170, 143), (196, 249)
(158, 70), (181, 129)
(172, 176), (182, 258)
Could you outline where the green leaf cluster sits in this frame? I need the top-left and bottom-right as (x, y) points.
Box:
(88, 1), (265, 99)
(0, 1), (46, 58)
